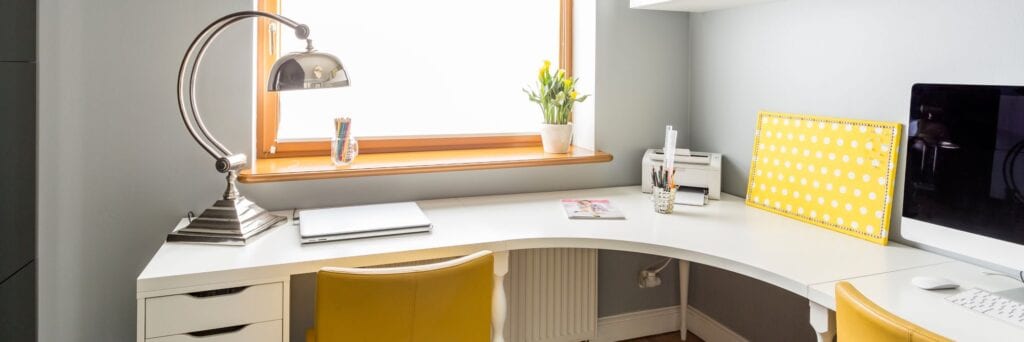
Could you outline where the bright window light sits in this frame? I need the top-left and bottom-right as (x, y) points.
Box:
(276, 1), (561, 140)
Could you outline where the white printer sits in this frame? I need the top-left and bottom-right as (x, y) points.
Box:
(641, 149), (722, 200)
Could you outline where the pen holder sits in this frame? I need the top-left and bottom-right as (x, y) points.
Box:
(652, 187), (676, 214)
(330, 136), (359, 166)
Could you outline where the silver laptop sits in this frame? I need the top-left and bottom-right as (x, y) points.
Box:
(299, 202), (432, 244)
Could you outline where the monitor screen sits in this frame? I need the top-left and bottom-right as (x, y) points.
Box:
(904, 84), (1024, 245)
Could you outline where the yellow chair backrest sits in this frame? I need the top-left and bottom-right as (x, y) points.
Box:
(836, 281), (950, 342)
(308, 251), (494, 342)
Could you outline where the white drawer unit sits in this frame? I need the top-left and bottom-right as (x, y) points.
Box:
(144, 282), (283, 339)
(146, 320), (282, 342)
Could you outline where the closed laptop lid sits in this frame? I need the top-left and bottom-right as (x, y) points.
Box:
(299, 202), (432, 238)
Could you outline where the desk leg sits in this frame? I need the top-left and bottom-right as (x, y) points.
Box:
(492, 251), (509, 342)
(679, 260), (690, 341)
(808, 301), (836, 342)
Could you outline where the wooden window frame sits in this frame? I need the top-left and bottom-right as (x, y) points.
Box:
(256, 0), (575, 158)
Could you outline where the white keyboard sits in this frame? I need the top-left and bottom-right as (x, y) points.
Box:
(947, 288), (1024, 328)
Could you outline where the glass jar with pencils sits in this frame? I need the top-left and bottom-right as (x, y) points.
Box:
(331, 117), (359, 166)
(652, 125), (679, 214)
(331, 136), (359, 166)
(651, 166), (676, 214)
(652, 186), (676, 214)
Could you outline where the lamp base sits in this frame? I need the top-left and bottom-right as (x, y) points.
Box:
(167, 196), (286, 246)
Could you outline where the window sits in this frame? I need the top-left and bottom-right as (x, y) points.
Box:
(257, 0), (574, 157)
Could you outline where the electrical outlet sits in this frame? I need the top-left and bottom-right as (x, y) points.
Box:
(638, 269), (662, 288)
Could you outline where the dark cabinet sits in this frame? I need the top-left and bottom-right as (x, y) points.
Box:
(0, 261), (36, 342)
(0, 0), (37, 340)
(0, 0), (35, 61)
(0, 62), (35, 281)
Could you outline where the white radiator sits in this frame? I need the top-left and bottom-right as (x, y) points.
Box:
(507, 248), (598, 342)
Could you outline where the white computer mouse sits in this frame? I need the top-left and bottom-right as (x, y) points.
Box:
(911, 276), (959, 290)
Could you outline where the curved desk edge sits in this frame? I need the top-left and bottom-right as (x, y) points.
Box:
(136, 186), (958, 342)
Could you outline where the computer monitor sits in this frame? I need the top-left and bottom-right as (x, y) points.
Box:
(902, 84), (1024, 273)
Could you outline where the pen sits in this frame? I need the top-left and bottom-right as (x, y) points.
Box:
(658, 166), (664, 189)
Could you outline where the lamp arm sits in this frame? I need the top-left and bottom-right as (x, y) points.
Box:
(177, 11), (310, 172)
(184, 16), (248, 161)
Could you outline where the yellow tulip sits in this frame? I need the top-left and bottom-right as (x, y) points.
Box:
(571, 91), (578, 100)
(563, 79), (572, 89)
(543, 60), (551, 69)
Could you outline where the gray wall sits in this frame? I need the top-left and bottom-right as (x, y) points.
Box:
(38, 1), (257, 340)
(594, 0), (690, 318)
(689, 263), (812, 341)
(690, 0), (1024, 197)
(687, 0), (1024, 340)
(36, 0), (688, 340)
(598, 252), (681, 317)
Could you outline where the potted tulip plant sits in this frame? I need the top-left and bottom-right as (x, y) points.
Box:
(524, 60), (589, 153)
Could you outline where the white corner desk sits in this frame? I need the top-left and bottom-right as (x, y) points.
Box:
(137, 186), (1020, 342)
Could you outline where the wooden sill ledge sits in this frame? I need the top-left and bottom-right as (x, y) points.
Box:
(239, 146), (613, 183)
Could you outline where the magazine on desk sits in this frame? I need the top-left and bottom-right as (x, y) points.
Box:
(561, 199), (625, 220)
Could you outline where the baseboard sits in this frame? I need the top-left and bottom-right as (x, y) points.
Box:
(594, 305), (746, 342)
(594, 306), (681, 342)
(686, 306), (748, 342)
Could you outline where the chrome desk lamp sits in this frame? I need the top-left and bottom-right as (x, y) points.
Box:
(169, 11), (349, 245)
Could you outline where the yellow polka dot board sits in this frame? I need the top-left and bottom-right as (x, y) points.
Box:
(746, 112), (902, 245)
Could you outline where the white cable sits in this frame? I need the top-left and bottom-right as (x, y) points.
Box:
(645, 258), (673, 274)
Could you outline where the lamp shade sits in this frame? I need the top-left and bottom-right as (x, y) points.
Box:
(267, 50), (349, 91)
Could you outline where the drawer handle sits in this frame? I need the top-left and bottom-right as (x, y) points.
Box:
(187, 286), (249, 298)
(187, 324), (249, 337)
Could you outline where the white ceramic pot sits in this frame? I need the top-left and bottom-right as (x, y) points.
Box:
(540, 123), (573, 153)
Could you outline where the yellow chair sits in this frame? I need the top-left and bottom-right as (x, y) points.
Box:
(835, 281), (950, 342)
(307, 251), (494, 342)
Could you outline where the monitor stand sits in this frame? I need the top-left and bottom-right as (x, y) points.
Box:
(995, 287), (1024, 302)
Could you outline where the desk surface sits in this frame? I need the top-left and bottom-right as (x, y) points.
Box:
(139, 186), (949, 299)
(140, 186), (1024, 339)
(811, 262), (1024, 339)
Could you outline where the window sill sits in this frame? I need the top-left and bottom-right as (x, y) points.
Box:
(238, 146), (613, 183)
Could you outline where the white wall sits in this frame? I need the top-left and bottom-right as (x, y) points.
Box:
(687, 0), (1024, 339)
(37, 0), (689, 340)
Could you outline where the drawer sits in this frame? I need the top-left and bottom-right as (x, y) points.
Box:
(146, 320), (281, 342)
(145, 282), (283, 338)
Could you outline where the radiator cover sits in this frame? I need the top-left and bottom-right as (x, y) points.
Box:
(507, 248), (598, 342)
